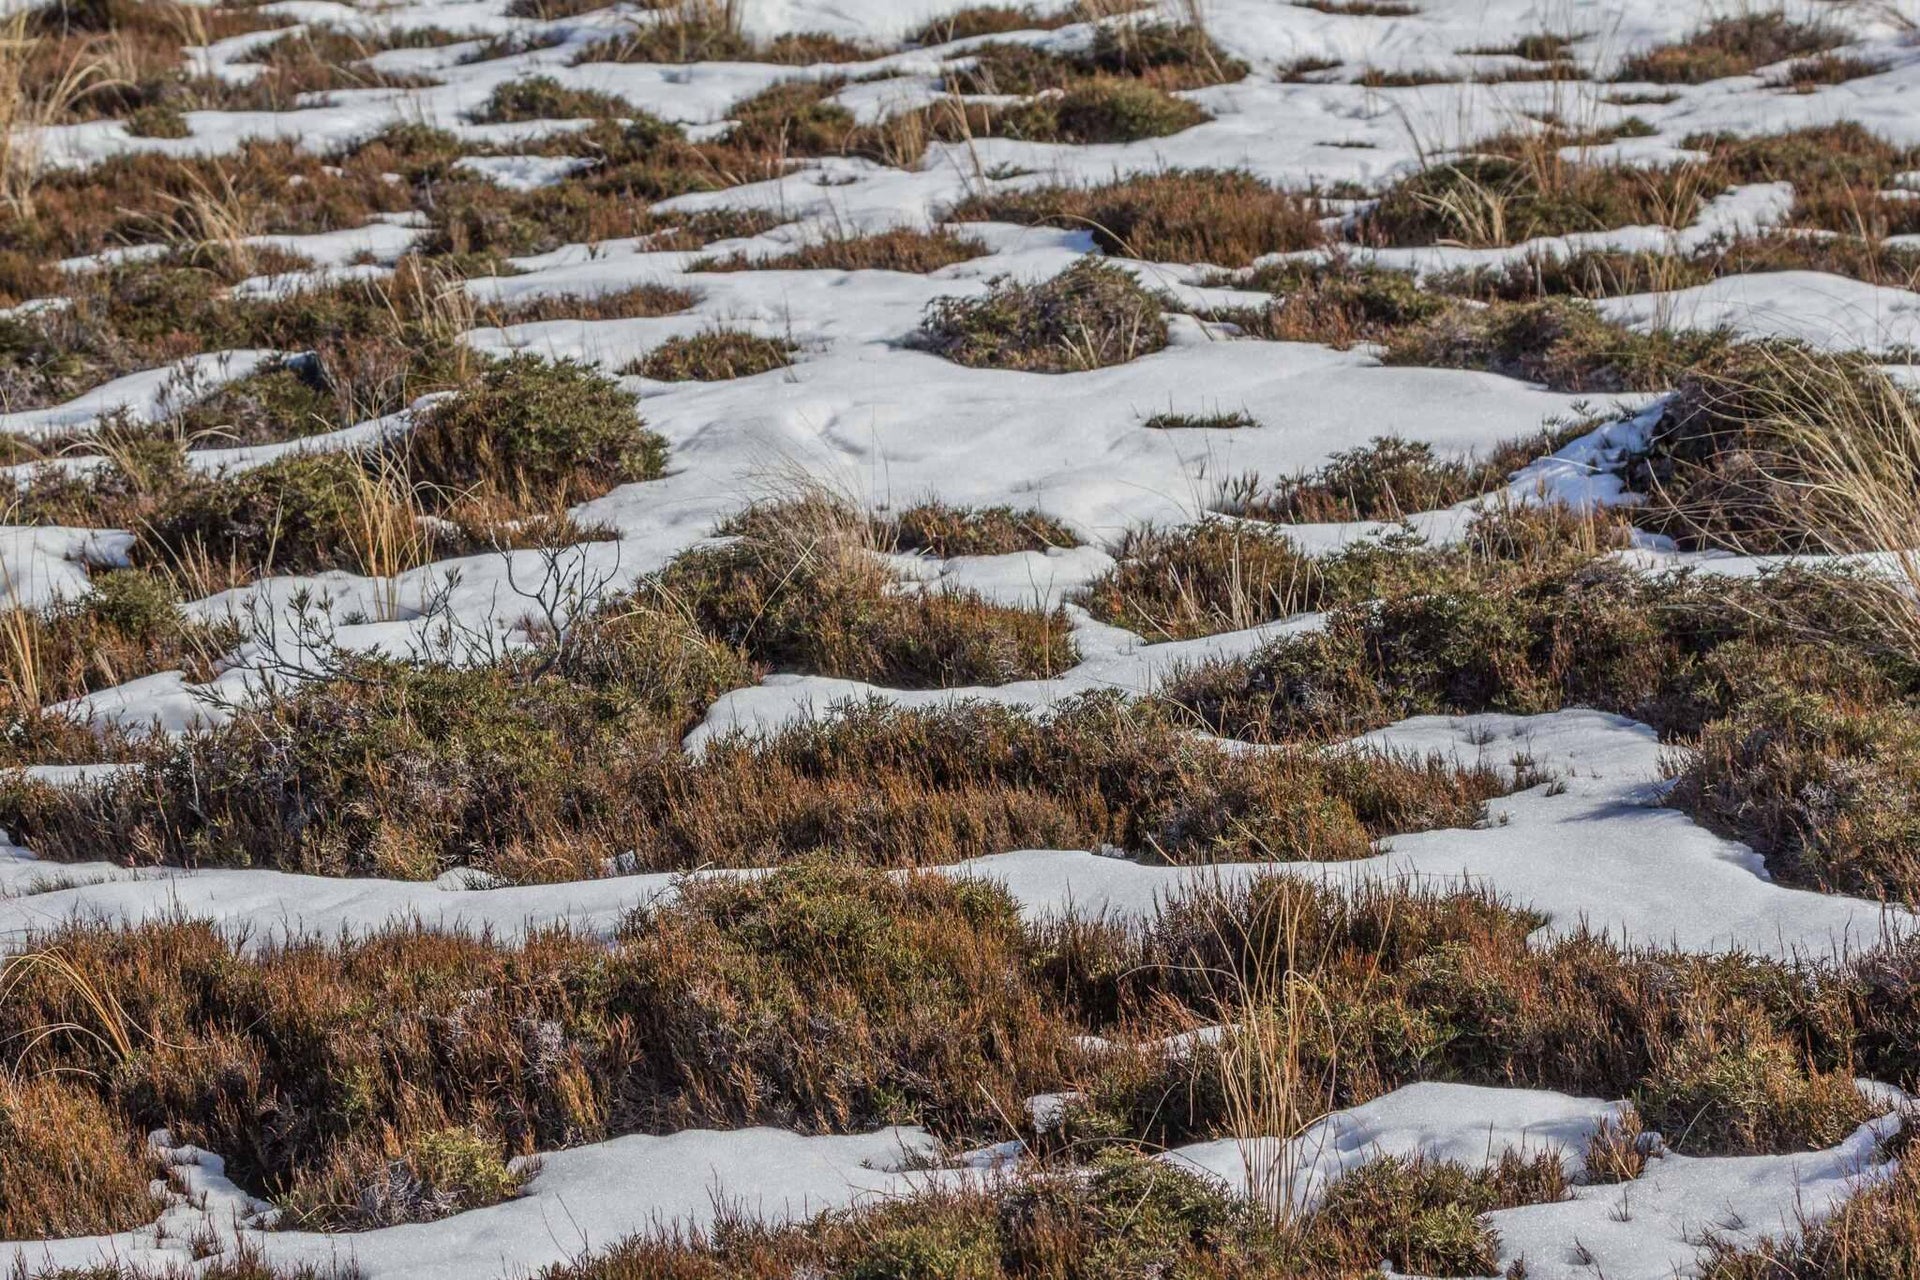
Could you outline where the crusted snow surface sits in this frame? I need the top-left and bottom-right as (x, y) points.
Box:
(5, 0), (1920, 1271)
(953, 710), (1916, 959)
(0, 1127), (952, 1279)
(3, 1084), (1904, 1280)
(1167, 1081), (1910, 1280)
(9, 709), (1909, 961)
(1600, 268), (1920, 352)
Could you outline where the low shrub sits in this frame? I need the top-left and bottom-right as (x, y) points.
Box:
(1363, 153), (1713, 247)
(0, 569), (237, 716)
(917, 258), (1167, 372)
(659, 498), (1075, 686)
(990, 77), (1209, 144)
(403, 354), (663, 509)
(1075, 522), (1327, 640)
(1637, 1000), (1872, 1154)
(1380, 295), (1731, 393)
(1221, 429), (1585, 523)
(1691, 124), (1920, 239)
(1703, 1145), (1920, 1277)
(881, 501), (1079, 556)
(0, 1074), (157, 1239)
(1625, 342), (1920, 554)
(628, 330), (796, 380)
(0, 872), (1069, 1208)
(1673, 679), (1920, 903)
(1161, 551), (1741, 744)
(282, 1125), (530, 1229)
(690, 227), (987, 274)
(1210, 259), (1447, 346)
(1, 679), (1507, 878)
(908, 4), (1073, 44)
(953, 170), (1324, 266)
(138, 452), (373, 578)
(468, 75), (631, 123)
(171, 356), (341, 447)
(1617, 12), (1843, 84)
(1306, 1151), (1566, 1275)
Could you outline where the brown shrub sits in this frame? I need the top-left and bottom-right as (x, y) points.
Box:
(628, 329), (796, 380)
(0, 1074), (157, 1238)
(1075, 522), (1326, 640)
(881, 501), (1079, 556)
(954, 170), (1323, 266)
(1618, 12), (1843, 84)
(690, 227), (987, 274)
(1362, 149), (1717, 248)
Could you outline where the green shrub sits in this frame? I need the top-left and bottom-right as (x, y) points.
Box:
(1637, 1002), (1871, 1154)
(882, 501), (1078, 556)
(628, 330), (796, 381)
(124, 103), (189, 138)
(405, 354), (663, 509)
(918, 258), (1166, 372)
(1624, 342), (1917, 554)
(994, 77), (1209, 144)
(1618, 12), (1842, 84)
(1075, 522), (1327, 640)
(1674, 680), (1920, 903)
(1, 679), (1505, 878)
(1380, 295), (1730, 393)
(1365, 154), (1710, 247)
(172, 356), (340, 447)
(1222, 430), (1584, 523)
(1215, 260), (1448, 346)
(659, 499), (1075, 686)
(469, 75), (631, 123)
(1305, 1151), (1567, 1275)
(140, 453), (367, 577)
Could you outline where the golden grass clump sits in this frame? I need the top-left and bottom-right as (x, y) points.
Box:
(0, 1073), (157, 1238)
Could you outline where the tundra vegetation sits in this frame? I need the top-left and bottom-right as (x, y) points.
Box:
(1, 0), (1917, 1275)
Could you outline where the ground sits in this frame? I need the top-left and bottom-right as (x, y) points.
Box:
(0, 0), (1918, 1276)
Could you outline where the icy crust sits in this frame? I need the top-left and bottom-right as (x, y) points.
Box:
(2, 1082), (1905, 1280)
(5, 710), (1910, 960)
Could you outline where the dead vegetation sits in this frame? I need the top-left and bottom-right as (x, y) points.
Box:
(0, 1072), (161, 1239)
